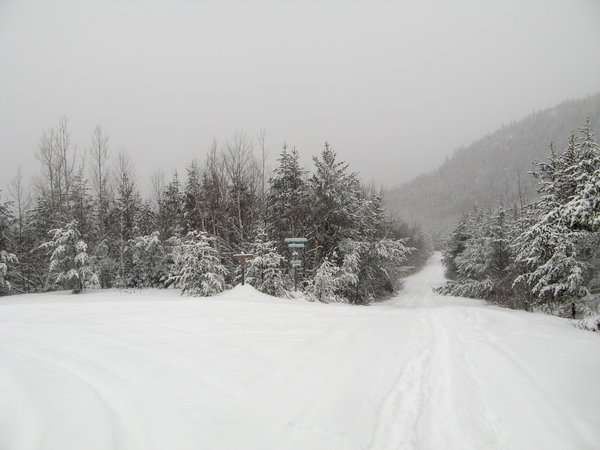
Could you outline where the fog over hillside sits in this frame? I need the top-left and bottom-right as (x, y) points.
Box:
(385, 93), (600, 234)
(1, 1), (600, 192)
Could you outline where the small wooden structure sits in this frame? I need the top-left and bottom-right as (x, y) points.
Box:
(233, 253), (254, 285)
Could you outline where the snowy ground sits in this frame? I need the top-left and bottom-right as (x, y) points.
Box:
(1, 254), (599, 450)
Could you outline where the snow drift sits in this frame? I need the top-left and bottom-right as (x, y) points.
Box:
(1, 254), (599, 450)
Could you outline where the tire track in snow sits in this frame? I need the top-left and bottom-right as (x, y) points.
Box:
(368, 314), (438, 450)
(348, 317), (420, 435)
(1, 331), (149, 450)
(0, 345), (46, 450)
(241, 318), (378, 449)
(367, 259), (503, 450)
(3, 326), (246, 450)
(0, 343), (121, 449)
(429, 311), (503, 450)
(467, 309), (593, 448)
(2, 253), (599, 450)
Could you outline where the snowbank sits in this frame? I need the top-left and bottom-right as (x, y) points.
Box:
(1, 254), (599, 449)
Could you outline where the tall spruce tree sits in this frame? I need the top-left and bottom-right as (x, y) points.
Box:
(158, 172), (185, 240)
(0, 192), (17, 295)
(437, 205), (513, 301)
(514, 121), (600, 308)
(183, 160), (205, 233)
(112, 152), (140, 286)
(0, 191), (12, 253)
(124, 232), (168, 288)
(267, 145), (309, 251)
(40, 220), (98, 293)
(310, 143), (361, 265)
(168, 231), (228, 296)
(88, 125), (111, 244)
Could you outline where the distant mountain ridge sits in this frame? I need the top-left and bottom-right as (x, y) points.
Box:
(384, 93), (600, 235)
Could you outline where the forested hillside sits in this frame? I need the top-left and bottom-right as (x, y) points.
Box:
(436, 120), (600, 324)
(385, 94), (600, 234)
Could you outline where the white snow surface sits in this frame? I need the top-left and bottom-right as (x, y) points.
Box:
(1, 253), (599, 450)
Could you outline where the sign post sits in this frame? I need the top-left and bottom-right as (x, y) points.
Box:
(284, 238), (307, 291)
(233, 253), (254, 285)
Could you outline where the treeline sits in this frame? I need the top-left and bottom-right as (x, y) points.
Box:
(437, 120), (600, 320)
(0, 118), (431, 304)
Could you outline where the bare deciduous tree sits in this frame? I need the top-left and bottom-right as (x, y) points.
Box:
(56, 116), (75, 211)
(223, 131), (257, 244)
(9, 168), (31, 242)
(89, 125), (110, 226)
(150, 169), (165, 209)
(34, 116), (76, 219)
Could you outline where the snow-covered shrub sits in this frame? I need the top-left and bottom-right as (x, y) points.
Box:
(124, 232), (168, 288)
(338, 238), (412, 304)
(0, 250), (18, 294)
(168, 231), (228, 296)
(245, 230), (287, 296)
(92, 240), (115, 289)
(441, 211), (481, 279)
(40, 221), (99, 293)
(574, 314), (600, 332)
(306, 257), (347, 303)
(436, 278), (495, 299)
(437, 204), (516, 303)
(306, 236), (412, 304)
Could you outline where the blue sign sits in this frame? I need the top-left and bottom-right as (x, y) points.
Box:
(284, 238), (308, 243)
(288, 243), (305, 248)
(290, 260), (302, 265)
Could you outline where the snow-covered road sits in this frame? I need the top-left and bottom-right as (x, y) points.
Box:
(1, 253), (599, 450)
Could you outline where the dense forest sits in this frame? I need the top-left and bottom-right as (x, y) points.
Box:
(385, 94), (600, 234)
(436, 120), (600, 325)
(0, 120), (431, 303)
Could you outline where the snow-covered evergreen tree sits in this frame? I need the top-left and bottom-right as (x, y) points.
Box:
(513, 121), (600, 308)
(91, 240), (114, 289)
(307, 256), (347, 303)
(245, 230), (287, 296)
(310, 143), (362, 264)
(124, 232), (168, 288)
(69, 168), (95, 244)
(559, 120), (600, 231)
(112, 152), (141, 287)
(441, 210), (483, 279)
(306, 236), (412, 304)
(40, 221), (98, 293)
(267, 145), (310, 250)
(338, 237), (412, 304)
(438, 121), (600, 312)
(0, 127), (430, 300)
(135, 201), (157, 237)
(168, 231), (228, 296)
(325, 191), (414, 304)
(438, 204), (514, 301)
(0, 190), (13, 251)
(0, 250), (18, 295)
(0, 194), (17, 294)
(200, 145), (228, 241)
(183, 160), (205, 233)
(158, 172), (185, 240)
(88, 125), (111, 247)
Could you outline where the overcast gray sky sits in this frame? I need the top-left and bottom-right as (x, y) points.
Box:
(1, 0), (600, 194)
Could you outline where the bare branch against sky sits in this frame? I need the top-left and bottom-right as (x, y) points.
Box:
(1, 0), (599, 192)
